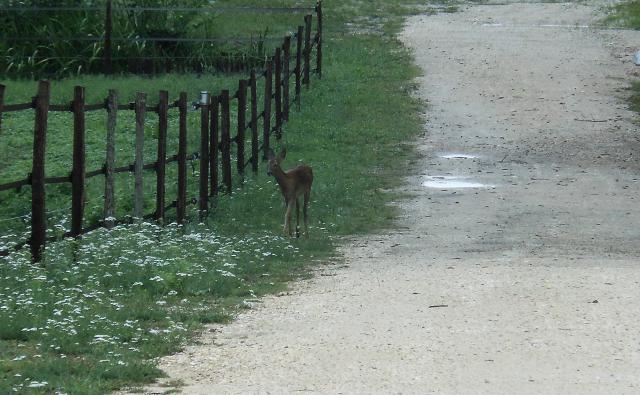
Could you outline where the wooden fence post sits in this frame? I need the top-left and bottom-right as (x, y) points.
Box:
(104, 0), (113, 74)
(283, 36), (291, 121)
(0, 84), (5, 132)
(199, 93), (210, 217)
(134, 92), (146, 219)
(176, 92), (188, 224)
(295, 25), (303, 108)
(209, 95), (219, 197)
(71, 86), (86, 237)
(31, 80), (50, 263)
(156, 90), (168, 223)
(316, 0), (323, 78)
(274, 47), (282, 139)
(303, 14), (312, 87)
(237, 79), (247, 175)
(263, 60), (272, 159)
(250, 70), (259, 172)
(104, 89), (117, 228)
(221, 89), (232, 194)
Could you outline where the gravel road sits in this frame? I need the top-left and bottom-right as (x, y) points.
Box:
(141, 2), (640, 393)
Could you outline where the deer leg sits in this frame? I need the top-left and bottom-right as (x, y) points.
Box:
(303, 191), (310, 239)
(284, 201), (293, 236)
(295, 197), (301, 238)
(288, 201), (294, 237)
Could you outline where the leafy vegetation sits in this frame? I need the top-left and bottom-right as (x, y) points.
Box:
(603, 0), (640, 29)
(1, 0), (426, 392)
(628, 80), (640, 114)
(602, 1), (640, 118)
(0, 0), (289, 78)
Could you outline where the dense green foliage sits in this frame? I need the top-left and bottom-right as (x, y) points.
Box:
(0, 0), (279, 78)
(603, 1), (640, 117)
(629, 80), (640, 114)
(603, 0), (640, 29)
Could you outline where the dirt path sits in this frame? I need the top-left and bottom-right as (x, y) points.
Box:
(142, 2), (640, 393)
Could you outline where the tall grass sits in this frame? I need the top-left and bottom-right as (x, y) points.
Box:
(1, 0), (426, 392)
(603, 2), (640, 119)
(0, 0), (283, 78)
(603, 0), (640, 29)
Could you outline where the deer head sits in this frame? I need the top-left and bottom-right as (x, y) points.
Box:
(267, 148), (286, 176)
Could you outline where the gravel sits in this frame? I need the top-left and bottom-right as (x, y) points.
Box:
(135, 2), (640, 393)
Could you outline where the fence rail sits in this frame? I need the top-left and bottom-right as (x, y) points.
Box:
(0, 2), (323, 262)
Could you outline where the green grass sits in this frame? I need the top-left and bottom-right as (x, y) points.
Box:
(0, 72), (258, 246)
(0, 0), (426, 393)
(603, 0), (640, 29)
(629, 80), (640, 114)
(0, 0), (288, 78)
(602, 2), (640, 119)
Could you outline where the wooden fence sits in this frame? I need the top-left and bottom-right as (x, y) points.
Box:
(0, 4), (322, 263)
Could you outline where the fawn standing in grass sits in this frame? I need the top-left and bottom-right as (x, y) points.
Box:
(267, 148), (313, 238)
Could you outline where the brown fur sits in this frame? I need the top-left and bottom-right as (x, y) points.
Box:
(267, 148), (313, 238)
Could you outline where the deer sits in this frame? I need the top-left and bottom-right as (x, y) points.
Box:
(267, 148), (313, 238)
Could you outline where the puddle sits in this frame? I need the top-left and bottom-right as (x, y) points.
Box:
(482, 23), (591, 29)
(439, 153), (479, 159)
(422, 176), (494, 189)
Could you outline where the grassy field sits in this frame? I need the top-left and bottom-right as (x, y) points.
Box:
(603, 1), (640, 114)
(0, 0), (301, 78)
(603, 0), (640, 28)
(0, 73), (245, 249)
(0, 0), (425, 393)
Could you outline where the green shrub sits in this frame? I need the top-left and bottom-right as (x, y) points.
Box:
(0, 0), (273, 78)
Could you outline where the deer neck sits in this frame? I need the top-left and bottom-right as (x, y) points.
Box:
(272, 166), (294, 194)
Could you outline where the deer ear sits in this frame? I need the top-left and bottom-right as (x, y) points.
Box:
(267, 149), (276, 160)
(278, 148), (287, 160)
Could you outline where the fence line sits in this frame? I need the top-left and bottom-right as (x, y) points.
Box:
(0, 4), (323, 262)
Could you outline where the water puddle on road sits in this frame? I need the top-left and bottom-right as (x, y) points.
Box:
(439, 153), (479, 159)
(422, 176), (495, 189)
